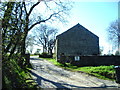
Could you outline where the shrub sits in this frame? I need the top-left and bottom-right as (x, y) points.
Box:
(34, 53), (39, 55)
(39, 52), (52, 58)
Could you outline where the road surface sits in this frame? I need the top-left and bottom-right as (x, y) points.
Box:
(30, 56), (119, 89)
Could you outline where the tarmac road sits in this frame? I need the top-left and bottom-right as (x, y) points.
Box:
(30, 56), (119, 89)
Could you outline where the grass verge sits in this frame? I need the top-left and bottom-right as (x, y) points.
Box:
(2, 58), (40, 89)
(30, 54), (39, 56)
(39, 58), (116, 81)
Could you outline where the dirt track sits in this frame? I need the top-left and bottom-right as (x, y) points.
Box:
(30, 56), (119, 89)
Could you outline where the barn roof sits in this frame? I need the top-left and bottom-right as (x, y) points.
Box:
(56, 23), (99, 39)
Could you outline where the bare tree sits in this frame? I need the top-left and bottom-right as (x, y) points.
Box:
(1, 1), (72, 66)
(107, 19), (120, 54)
(34, 24), (58, 55)
(21, 1), (72, 56)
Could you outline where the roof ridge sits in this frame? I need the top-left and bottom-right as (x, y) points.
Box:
(57, 23), (80, 37)
(56, 23), (98, 38)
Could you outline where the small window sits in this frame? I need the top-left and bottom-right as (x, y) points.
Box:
(74, 56), (80, 61)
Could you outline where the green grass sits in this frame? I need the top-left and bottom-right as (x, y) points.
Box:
(74, 65), (115, 80)
(39, 58), (65, 67)
(40, 58), (116, 81)
(3, 58), (40, 89)
(30, 54), (39, 56)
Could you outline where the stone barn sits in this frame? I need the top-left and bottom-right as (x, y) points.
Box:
(55, 23), (99, 60)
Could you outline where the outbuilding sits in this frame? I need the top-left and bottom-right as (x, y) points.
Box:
(55, 23), (99, 60)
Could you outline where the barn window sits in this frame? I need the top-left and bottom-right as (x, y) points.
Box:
(74, 56), (80, 61)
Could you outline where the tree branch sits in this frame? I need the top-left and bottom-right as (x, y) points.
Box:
(28, 2), (40, 16)
(28, 11), (63, 31)
(38, 38), (44, 45)
(23, 2), (28, 15)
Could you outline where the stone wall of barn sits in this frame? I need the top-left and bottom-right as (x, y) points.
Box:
(56, 24), (99, 60)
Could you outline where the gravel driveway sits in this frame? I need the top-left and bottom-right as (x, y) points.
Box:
(30, 56), (119, 89)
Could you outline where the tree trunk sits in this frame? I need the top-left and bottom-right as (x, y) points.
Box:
(49, 48), (53, 56)
(2, 2), (15, 56)
(21, 36), (26, 55)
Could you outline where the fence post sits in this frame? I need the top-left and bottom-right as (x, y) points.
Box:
(24, 53), (30, 66)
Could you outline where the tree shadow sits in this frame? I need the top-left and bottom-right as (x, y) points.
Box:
(28, 70), (118, 89)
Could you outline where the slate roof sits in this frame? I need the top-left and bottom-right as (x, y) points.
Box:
(56, 23), (98, 39)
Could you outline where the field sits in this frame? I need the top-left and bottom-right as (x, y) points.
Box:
(40, 58), (116, 81)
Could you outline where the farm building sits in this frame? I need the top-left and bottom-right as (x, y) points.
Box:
(55, 23), (99, 60)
